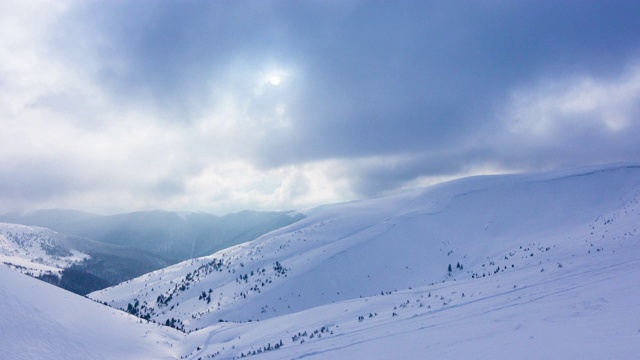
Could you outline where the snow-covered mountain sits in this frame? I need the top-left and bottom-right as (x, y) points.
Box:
(0, 222), (170, 294)
(79, 163), (640, 359)
(0, 223), (89, 278)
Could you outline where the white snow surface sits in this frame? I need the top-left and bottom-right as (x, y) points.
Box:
(2, 163), (640, 359)
(0, 265), (183, 360)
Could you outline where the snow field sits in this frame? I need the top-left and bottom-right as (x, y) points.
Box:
(2, 163), (639, 359)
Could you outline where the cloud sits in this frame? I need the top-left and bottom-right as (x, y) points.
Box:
(506, 67), (640, 135)
(247, 1), (640, 167)
(497, 64), (640, 169)
(1, 0), (640, 214)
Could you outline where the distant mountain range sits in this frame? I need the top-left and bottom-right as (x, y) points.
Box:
(0, 209), (304, 294)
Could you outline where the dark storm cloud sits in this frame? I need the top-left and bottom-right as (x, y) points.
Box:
(56, 1), (640, 133)
(6, 0), (640, 211)
(267, 1), (640, 164)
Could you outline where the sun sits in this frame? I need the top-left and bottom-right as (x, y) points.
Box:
(254, 67), (292, 95)
(267, 74), (282, 86)
(263, 68), (289, 87)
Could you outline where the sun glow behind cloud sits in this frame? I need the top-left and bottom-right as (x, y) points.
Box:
(256, 67), (292, 93)
(267, 73), (283, 86)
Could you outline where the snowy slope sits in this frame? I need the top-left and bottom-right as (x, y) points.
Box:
(180, 235), (640, 359)
(85, 163), (640, 359)
(0, 223), (89, 278)
(0, 265), (183, 360)
(0, 222), (171, 295)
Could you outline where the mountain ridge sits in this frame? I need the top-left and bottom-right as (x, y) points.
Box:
(89, 163), (640, 331)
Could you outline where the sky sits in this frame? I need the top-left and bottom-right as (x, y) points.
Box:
(1, 0), (640, 215)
